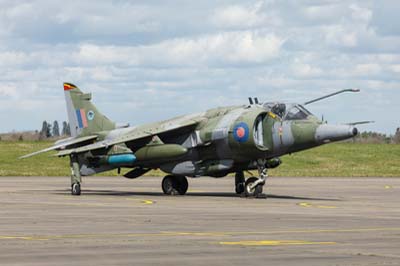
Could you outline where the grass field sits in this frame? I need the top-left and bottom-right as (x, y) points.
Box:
(0, 141), (399, 177)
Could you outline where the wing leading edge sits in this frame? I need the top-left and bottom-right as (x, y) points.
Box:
(55, 114), (205, 157)
(19, 135), (98, 159)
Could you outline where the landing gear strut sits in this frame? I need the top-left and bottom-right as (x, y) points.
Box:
(162, 175), (188, 195)
(70, 155), (82, 196)
(238, 161), (268, 198)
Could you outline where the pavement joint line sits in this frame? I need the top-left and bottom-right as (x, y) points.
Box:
(1, 227), (400, 241)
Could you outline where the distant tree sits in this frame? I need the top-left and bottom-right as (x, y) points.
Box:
(40, 121), (48, 140)
(40, 121), (52, 139)
(46, 123), (52, 138)
(66, 122), (71, 136)
(393, 128), (400, 144)
(18, 135), (23, 141)
(61, 121), (67, 136)
(61, 121), (71, 136)
(52, 121), (60, 137)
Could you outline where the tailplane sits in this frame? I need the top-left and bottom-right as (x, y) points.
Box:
(64, 83), (115, 137)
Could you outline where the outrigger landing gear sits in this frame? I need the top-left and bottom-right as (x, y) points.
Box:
(243, 162), (268, 198)
(162, 175), (188, 195)
(70, 155), (82, 196)
(71, 183), (81, 196)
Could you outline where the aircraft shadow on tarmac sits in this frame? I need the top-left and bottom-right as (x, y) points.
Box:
(54, 189), (341, 201)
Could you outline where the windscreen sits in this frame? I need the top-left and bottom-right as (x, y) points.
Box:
(285, 105), (312, 120)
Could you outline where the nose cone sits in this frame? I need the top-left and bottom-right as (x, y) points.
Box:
(315, 124), (358, 143)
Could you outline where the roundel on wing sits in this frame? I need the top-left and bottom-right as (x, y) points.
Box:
(233, 122), (250, 143)
(87, 110), (95, 121)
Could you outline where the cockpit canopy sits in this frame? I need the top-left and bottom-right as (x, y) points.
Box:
(263, 102), (315, 121)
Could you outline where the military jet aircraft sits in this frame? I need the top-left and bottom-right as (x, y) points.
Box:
(21, 83), (362, 197)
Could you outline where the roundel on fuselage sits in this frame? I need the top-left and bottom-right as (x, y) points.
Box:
(233, 122), (250, 143)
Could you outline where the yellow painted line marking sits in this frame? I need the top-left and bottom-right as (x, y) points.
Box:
(219, 240), (336, 246)
(0, 236), (49, 241)
(141, 200), (155, 205)
(298, 202), (337, 209)
(384, 185), (393, 189)
(162, 232), (228, 237)
(125, 198), (156, 204)
(2, 227), (400, 241)
(187, 190), (205, 193)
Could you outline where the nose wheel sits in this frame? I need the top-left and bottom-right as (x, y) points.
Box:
(235, 164), (268, 198)
(162, 175), (188, 195)
(244, 177), (263, 197)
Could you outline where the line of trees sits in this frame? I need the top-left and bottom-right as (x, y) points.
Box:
(39, 121), (71, 140)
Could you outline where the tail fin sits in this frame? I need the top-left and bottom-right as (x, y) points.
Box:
(64, 83), (115, 137)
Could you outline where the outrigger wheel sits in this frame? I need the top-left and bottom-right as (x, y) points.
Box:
(162, 175), (188, 195)
(71, 183), (81, 196)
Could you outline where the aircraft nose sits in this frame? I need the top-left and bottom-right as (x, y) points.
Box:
(315, 124), (358, 143)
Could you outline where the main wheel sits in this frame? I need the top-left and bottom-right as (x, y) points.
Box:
(244, 177), (263, 197)
(71, 183), (81, 196)
(162, 175), (188, 195)
(235, 183), (245, 194)
(235, 172), (245, 194)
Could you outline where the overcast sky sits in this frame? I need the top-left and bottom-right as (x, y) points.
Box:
(0, 0), (399, 134)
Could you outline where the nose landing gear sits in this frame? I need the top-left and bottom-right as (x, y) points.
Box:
(235, 161), (269, 198)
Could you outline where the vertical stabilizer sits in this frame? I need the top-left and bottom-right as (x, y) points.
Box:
(64, 83), (115, 137)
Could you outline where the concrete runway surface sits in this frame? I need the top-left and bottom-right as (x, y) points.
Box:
(0, 176), (399, 266)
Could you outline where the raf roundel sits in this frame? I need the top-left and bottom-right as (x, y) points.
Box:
(233, 122), (250, 143)
(87, 110), (95, 121)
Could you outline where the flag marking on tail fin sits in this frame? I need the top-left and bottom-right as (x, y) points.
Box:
(76, 109), (88, 128)
(64, 83), (76, 91)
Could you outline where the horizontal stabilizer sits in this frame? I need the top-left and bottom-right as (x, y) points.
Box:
(19, 135), (98, 159)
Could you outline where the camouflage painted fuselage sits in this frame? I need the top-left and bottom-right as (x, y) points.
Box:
(79, 103), (356, 178)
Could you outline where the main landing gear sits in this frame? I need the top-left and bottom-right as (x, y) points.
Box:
(235, 163), (268, 198)
(162, 175), (188, 195)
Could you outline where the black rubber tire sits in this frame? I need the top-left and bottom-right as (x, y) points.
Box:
(175, 175), (188, 195)
(244, 177), (263, 197)
(162, 175), (188, 195)
(71, 183), (81, 196)
(235, 183), (245, 194)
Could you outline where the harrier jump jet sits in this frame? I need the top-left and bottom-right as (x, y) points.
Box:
(21, 83), (361, 197)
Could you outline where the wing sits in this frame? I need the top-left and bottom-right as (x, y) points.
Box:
(55, 113), (206, 157)
(19, 135), (98, 159)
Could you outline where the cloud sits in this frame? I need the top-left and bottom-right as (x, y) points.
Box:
(75, 31), (284, 67)
(0, 0), (400, 134)
(211, 1), (268, 28)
